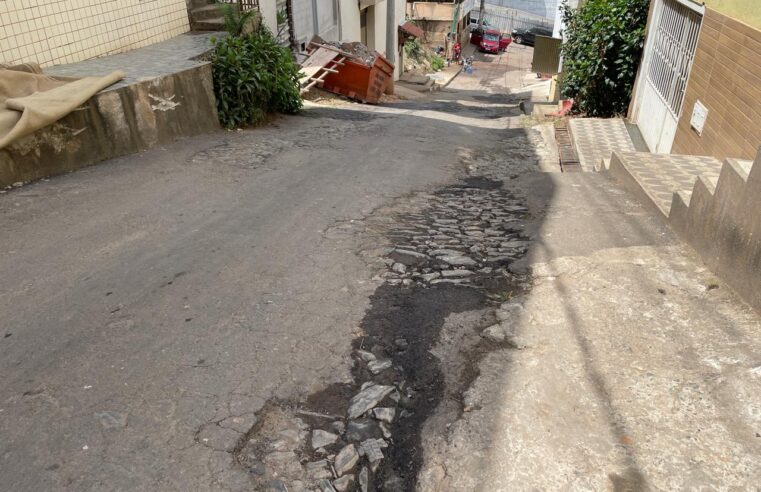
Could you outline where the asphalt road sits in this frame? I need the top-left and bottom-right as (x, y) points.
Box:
(0, 47), (534, 490)
(3, 44), (761, 491)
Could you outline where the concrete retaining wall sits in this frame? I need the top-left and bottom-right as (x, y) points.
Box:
(0, 64), (219, 188)
(669, 151), (761, 312)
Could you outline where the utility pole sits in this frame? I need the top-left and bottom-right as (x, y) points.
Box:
(478, 0), (486, 27)
(386, 0), (396, 65)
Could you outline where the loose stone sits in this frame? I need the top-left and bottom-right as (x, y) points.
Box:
(481, 324), (506, 342)
(389, 248), (428, 266)
(359, 466), (369, 492)
(440, 255), (477, 266)
(356, 350), (376, 362)
(367, 359), (392, 375)
(333, 444), (359, 477)
(348, 384), (394, 419)
(312, 429), (339, 449)
(372, 407), (395, 423)
(441, 269), (474, 278)
(317, 479), (337, 492)
(332, 474), (355, 492)
(391, 263), (407, 274)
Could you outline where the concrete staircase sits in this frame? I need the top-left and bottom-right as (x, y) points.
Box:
(669, 154), (759, 311)
(601, 149), (761, 313)
(188, 0), (226, 31)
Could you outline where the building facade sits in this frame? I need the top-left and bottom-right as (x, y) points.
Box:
(629, 0), (761, 160)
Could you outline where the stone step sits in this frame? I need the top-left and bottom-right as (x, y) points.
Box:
(188, 0), (217, 9)
(190, 4), (224, 21)
(191, 17), (226, 31)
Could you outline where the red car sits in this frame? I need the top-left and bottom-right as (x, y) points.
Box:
(470, 28), (511, 54)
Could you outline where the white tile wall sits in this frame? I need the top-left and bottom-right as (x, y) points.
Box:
(0, 0), (190, 67)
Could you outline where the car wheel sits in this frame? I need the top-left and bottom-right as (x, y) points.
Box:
(515, 36), (523, 45)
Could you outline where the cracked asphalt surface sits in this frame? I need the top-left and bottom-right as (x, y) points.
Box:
(0, 46), (541, 490)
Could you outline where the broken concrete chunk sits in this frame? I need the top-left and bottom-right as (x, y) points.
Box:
(392, 262), (407, 274)
(367, 359), (392, 375)
(372, 407), (395, 423)
(312, 429), (339, 449)
(356, 350), (376, 362)
(359, 438), (385, 463)
(333, 444), (359, 477)
(332, 474), (355, 492)
(348, 384), (394, 419)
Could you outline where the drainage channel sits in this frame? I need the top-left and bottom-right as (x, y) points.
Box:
(554, 120), (581, 172)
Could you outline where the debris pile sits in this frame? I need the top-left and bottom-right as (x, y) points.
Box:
(378, 180), (530, 288)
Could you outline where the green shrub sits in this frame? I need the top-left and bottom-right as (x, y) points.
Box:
(428, 53), (445, 71)
(404, 39), (423, 60)
(210, 13), (302, 128)
(560, 0), (650, 116)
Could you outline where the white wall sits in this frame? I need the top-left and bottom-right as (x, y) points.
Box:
(260, 0), (279, 34)
(340, 0), (362, 41)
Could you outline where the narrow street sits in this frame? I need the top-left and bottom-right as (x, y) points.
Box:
(2, 43), (760, 492)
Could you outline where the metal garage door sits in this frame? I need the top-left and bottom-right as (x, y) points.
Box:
(633, 0), (703, 153)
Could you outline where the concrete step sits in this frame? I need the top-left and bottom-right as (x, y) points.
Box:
(191, 17), (226, 31)
(189, 0), (217, 9)
(191, 4), (224, 21)
(668, 153), (761, 313)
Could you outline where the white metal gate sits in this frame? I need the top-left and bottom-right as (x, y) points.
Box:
(633, 0), (703, 153)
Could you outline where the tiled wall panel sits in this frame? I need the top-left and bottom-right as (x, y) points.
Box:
(672, 8), (761, 160)
(0, 0), (190, 67)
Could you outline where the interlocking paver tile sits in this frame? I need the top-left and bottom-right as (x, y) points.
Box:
(615, 151), (722, 214)
(569, 118), (635, 171)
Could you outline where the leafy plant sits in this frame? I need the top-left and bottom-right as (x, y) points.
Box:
(210, 24), (303, 128)
(560, 0), (650, 116)
(428, 53), (445, 71)
(404, 39), (423, 60)
(217, 2), (257, 37)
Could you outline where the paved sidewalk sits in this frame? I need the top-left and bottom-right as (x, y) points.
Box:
(45, 32), (220, 89)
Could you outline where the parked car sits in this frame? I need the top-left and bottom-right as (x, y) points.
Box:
(468, 18), (490, 32)
(470, 28), (511, 54)
(511, 26), (553, 46)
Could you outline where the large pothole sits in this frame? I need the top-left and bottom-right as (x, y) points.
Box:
(233, 177), (532, 491)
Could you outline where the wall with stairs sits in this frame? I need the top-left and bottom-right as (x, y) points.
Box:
(669, 153), (760, 312)
(188, 0), (228, 31)
(601, 148), (761, 313)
